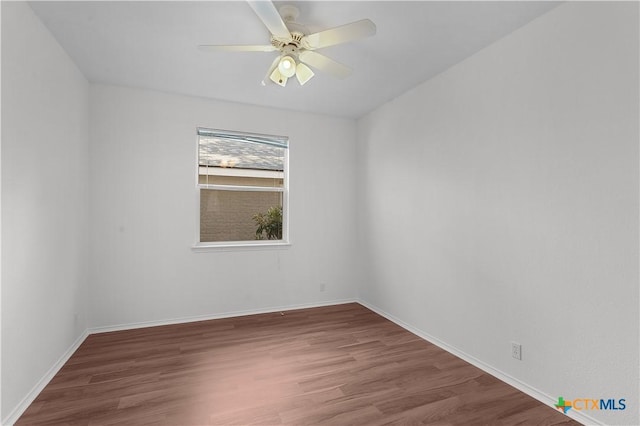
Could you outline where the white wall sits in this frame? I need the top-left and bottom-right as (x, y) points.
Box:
(1, 1), (89, 422)
(88, 84), (358, 328)
(357, 2), (638, 425)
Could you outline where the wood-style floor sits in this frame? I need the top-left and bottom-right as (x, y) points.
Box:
(17, 303), (578, 425)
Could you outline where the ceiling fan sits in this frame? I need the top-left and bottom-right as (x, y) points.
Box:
(198, 1), (376, 87)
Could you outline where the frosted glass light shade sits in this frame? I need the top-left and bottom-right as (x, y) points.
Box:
(278, 56), (296, 78)
(269, 67), (288, 87)
(295, 62), (314, 85)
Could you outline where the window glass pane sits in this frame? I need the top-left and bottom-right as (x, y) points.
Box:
(198, 136), (285, 188)
(197, 128), (288, 244)
(200, 189), (283, 242)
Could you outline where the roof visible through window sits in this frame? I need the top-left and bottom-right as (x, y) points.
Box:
(199, 137), (284, 172)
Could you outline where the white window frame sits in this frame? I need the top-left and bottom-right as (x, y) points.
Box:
(193, 127), (290, 250)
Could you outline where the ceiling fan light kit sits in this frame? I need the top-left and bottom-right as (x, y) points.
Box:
(198, 1), (376, 88)
(269, 56), (314, 87)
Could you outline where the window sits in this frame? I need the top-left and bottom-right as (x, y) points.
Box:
(196, 128), (289, 247)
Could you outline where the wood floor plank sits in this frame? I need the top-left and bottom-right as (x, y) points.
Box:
(16, 303), (579, 425)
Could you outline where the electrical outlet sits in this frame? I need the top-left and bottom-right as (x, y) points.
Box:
(319, 283), (326, 292)
(511, 342), (522, 360)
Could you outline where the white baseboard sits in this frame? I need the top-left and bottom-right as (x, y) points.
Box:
(88, 298), (358, 334)
(357, 299), (601, 426)
(2, 329), (89, 426)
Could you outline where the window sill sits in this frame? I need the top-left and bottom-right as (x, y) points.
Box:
(191, 241), (291, 252)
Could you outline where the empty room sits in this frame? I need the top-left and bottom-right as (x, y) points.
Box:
(1, 1), (638, 425)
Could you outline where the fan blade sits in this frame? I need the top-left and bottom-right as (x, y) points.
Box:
(298, 50), (352, 79)
(198, 44), (277, 52)
(304, 19), (376, 49)
(247, 1), (291, 40)
(262, 56), (282, 86)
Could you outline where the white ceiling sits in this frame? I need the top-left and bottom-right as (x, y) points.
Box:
(28, 1), (560, 119)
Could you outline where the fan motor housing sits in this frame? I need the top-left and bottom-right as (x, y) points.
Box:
(271, 31), (305, 51)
